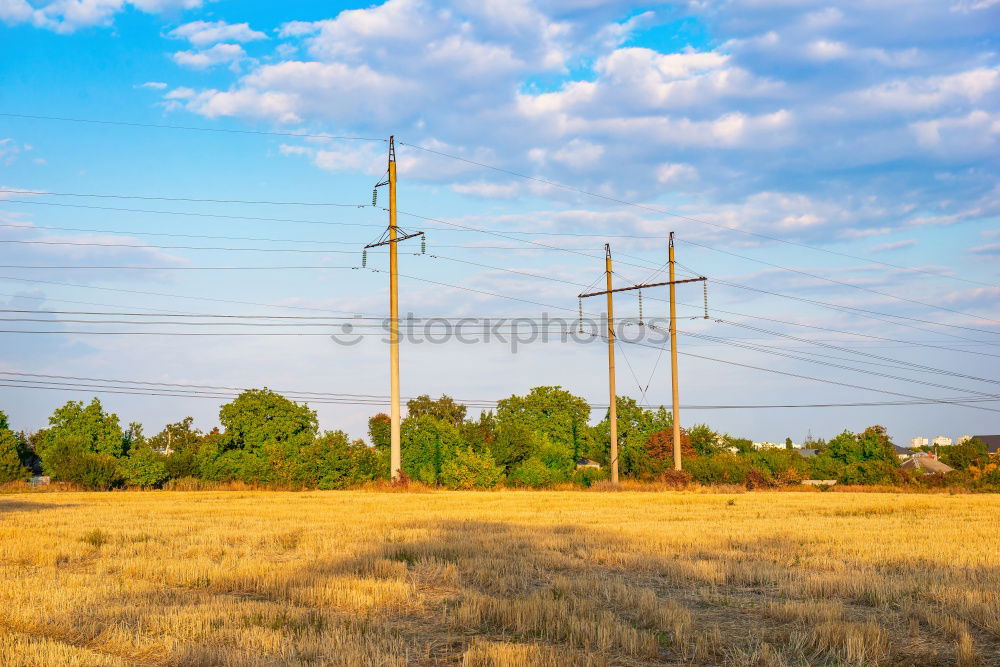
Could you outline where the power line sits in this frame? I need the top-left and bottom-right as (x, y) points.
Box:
(677, 238), (1000, 326)
(0, 264), (357, 270)
(0, 222), (586, 250)
(1, 188), (368, 208)
(611, 331), (1000, 414)
(668, 298), (1000, 359)
(0, 198), (660, 242)
(712, 319), (1000, 386)
(709, 277), (999, 339)
(398, 141), (998, 289)
(0, 112), (386, 142)
(0, 275), (365, 316)
(4, 112), (993, 288)
(1, 373), (997, 410)
(670, 328), (1000, 400)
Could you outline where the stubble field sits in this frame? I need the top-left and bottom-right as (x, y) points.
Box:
(0, 489), (997, 666)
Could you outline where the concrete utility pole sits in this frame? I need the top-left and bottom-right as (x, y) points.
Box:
(605, 244), (619, 485)
(668, 232), (682, 471)
(365, 136), (422, 481)
(388, 139), (401, 480)
(578, 233), (705, 473)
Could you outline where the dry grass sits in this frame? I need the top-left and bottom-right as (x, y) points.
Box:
(0, 490), (997, 665)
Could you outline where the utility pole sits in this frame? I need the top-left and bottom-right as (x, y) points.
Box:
(669, 232), (682, 471)
(578, 234), (705, 473)
(605, 244), (619, 485)
(365, 136), (422, 481)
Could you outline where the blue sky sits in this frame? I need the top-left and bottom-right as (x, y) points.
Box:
(0, 0), (998, 444)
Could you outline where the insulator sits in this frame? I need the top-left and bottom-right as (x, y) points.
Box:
(577, 298), (584, 334)
(638, 290), (644, 326)
(372, 188), (378, 206)
(703, 281), (709, 319)
(361, 249), (367, 268)
(420, 235), (426, 254)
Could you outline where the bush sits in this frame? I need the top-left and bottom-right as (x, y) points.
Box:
(0, 430), (28, 483)
(509, 457), (555, 488)
(744, 467), (776, 490)
(685, 453), (749, 485)
(440, 447), (504, 489)
(659, 469), (693, 488)
(118, 446), (169, 487)
(840, 460), (899, 486)
(572, 466), (609, 487)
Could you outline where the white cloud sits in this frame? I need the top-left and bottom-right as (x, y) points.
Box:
(5, 0), (205, 33)
(452, 181), (522, 199)
(172, 43), (246, 69)
(169, 19), (266, 47)
(0, 138), (25, 166)
(164, 86), (195, 99)
(0, 0), (33, 24)
(853, 68), (1000, 111)
(869, 239), (917, 253)
(911, 110), (1000, 151)
(969, 243), (1000, 255)
(655, 163), (697, 184)
(139, 81), (168, 89)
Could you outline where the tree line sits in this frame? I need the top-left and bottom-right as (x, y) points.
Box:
(1, 387), (997, 490)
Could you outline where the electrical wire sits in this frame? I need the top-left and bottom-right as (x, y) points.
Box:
(397, 141), (999, 289)
(1, 372), (998, 410)
(677, 238), (1000, 326)
(0, 112), (386, 141)
(1, 188), (368, 208)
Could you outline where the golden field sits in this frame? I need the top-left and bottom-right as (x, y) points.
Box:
(0, 490), (997, 666)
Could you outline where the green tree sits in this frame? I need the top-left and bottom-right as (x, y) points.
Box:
(488, 419), (536, 472)
(0, 412), (28, 482)
(38, 398), (127, 463)
(406, 394), (467, 426)
(440, 447), (504, 489)
(496, 386), (590, 451)
(219, 389), (318, 451)
(295, 430), (366, 489)
(826, 426), (897, 465)
(151, 417), (203, 479)
(688, 424), (721, 456)
(214, 389), (319, 485)
(401, 415), (462, 484)
(785, 437), (793, 450)
(938, 438), (989, 470)
(508, 456), (555, 488)
(117, 446), (169, 487)
(591, 397), (671, 476)
(723, 436), (755, 454)
(43, 435), (121, 489)
(368, 413), (391, 449)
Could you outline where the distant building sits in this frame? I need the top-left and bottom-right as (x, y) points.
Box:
(575, 458), (601, 469)
(798, 449), (819, 459)
(931, 436), (952, 447)
(910, 437), (929, 448)
(972, 435), (1000, 454)
(956, 435), (972, 445)
(901, 456), (954, 475)
(752, 441), (780, 450)
(892, 444), (913, 461)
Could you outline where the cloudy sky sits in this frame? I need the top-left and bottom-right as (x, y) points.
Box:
(0, 0), (998, 444)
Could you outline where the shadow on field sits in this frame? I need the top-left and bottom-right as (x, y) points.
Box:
(31, 515), (999, 666)
(0, 499), (77, 513)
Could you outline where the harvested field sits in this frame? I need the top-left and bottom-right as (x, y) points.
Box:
(1, 490), (997, 665)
